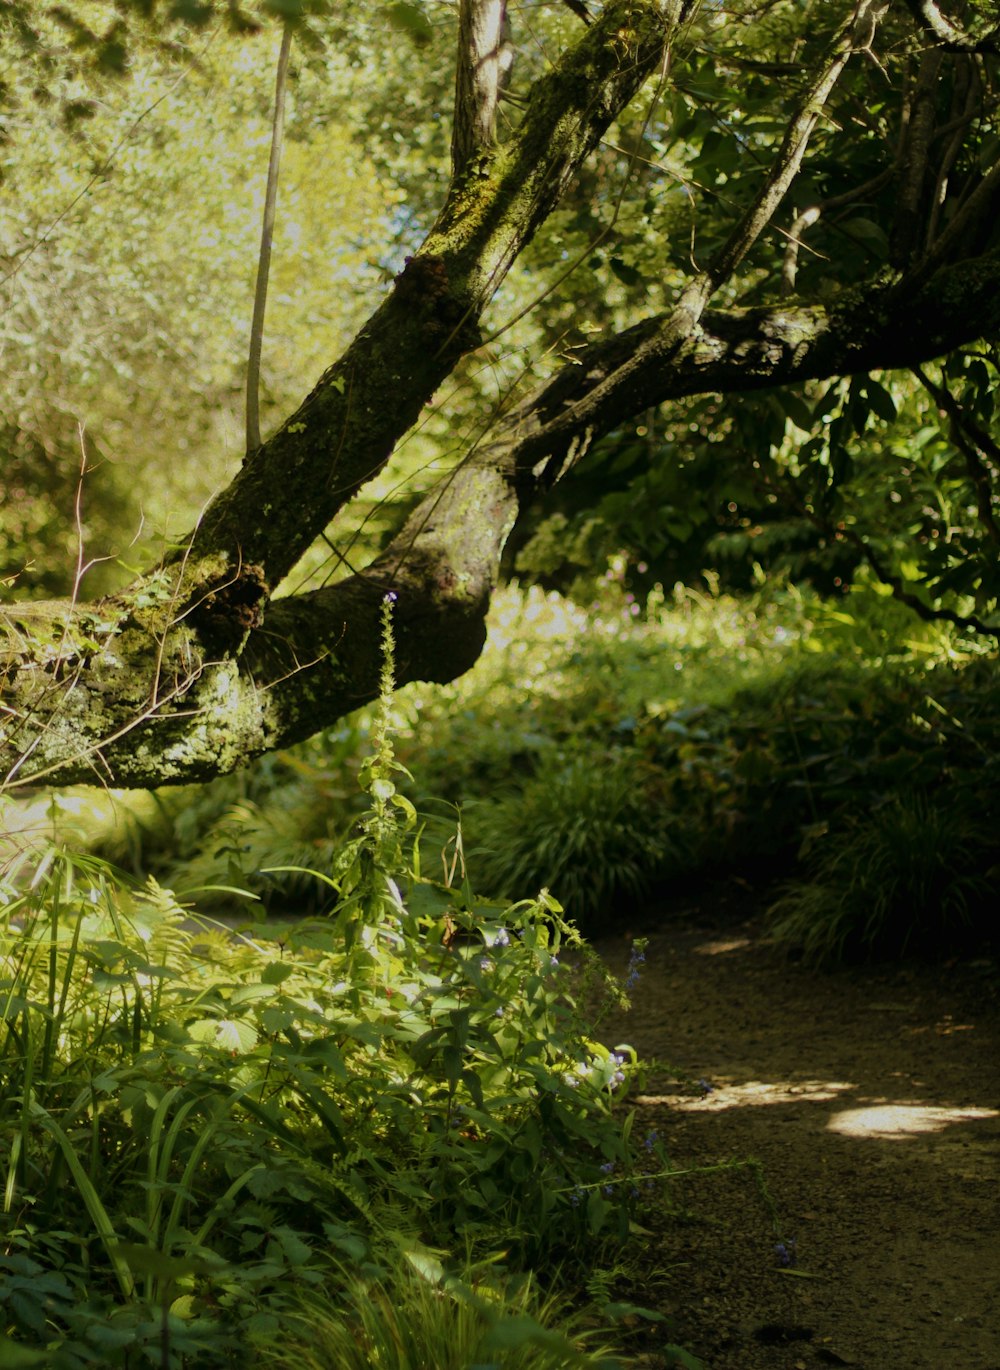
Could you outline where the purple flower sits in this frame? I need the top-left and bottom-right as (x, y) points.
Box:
(625, 943), (646, 989)
(774, 1240), (797, 1267)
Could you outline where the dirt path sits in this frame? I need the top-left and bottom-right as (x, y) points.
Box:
(595, 890), (1000, 1370)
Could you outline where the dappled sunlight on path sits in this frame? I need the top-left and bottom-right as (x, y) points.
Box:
(638, 1079), (854, 1112)
(827, 1102), (999, 1139)
(594, 899), (1000, 1370)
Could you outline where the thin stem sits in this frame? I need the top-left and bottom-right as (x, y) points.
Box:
(246, 23), (293, 455)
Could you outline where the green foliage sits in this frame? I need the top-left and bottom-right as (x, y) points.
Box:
(467, 753), (681, 925)
(515, 358), (1000, 638)
(0, 602), (653, 1365)
(399, 579), (999, 950)
(767, 792), (998, 963)
(29, 574), (996, 960)
(267, 1248), (624, 1370)
(0, 7), (403, 581)
(7, 0), (1000, 641)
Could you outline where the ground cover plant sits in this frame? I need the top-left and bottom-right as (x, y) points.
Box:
(3, 585), (996, 1366)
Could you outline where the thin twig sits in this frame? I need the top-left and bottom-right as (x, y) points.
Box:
(246, 23), (292, 455)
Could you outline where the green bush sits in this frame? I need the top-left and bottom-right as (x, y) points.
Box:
(265, 1248), (624, 1370)
(10, 577), (997, 962)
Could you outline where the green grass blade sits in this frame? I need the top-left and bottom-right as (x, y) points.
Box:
(29, 1101), (136, 1300)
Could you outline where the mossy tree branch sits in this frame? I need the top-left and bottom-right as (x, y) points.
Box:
(5, 246), (999, 789)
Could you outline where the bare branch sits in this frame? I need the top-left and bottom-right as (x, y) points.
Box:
(891, 48), (944, 266)
(781, 167), (894, 294)
(246, 23), (293, 455)
(709, 0), (889, 289)
(924, 54), (980, 248)
(903, 0), (1000, 52)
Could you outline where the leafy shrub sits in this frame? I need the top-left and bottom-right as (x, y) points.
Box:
(0, 855), (647, 1365)
(10, 577), (997, 962)
(0, 601), (651, 1366)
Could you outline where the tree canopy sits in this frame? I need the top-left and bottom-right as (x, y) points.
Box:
(3, 0), (1000, 790)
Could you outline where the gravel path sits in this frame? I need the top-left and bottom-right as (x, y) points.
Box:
(594, 891), (1000, 1370)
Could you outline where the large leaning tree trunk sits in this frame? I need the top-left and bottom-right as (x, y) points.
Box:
(2, 0), (999, 789)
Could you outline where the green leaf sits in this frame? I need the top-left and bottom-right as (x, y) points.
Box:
(864, 378), (897, 423)
(230, 983), (276, 1005)
(403, 1247), (445, 1284)
(187, 1016), (258, 1053)
(387, 2), (433, 45)
(839, 216), (889, 254)
(775, 390), (814, 433)
(261, 961), (295, 985)
(28, 1104), (135, 1300)
(0, 1334), (50, 1367)
(665, 1346), (706, 1369)
(608, 256), (643, 287)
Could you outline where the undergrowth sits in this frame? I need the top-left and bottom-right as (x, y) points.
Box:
(0, 596), (697, 1368)
(6, 575), (997, 962)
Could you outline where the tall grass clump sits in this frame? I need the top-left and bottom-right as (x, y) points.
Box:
(767, 791), (997, 962)
(269, 1248), (624, 1370)
(467, 753), (683, 925)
